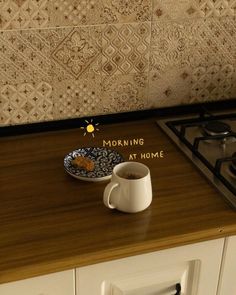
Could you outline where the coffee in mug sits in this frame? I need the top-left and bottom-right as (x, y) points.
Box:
(103, 162), (152, 213)
(118, 172), (143, 180)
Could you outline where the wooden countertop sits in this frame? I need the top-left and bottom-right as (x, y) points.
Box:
(1, 117), (236, 284)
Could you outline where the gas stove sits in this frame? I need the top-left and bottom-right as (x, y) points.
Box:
(157, 110), (236, 209)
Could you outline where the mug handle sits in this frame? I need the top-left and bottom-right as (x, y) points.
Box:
(103, 182), (119, 209)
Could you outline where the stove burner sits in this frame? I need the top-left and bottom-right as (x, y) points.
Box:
(203, 121), (231, 137)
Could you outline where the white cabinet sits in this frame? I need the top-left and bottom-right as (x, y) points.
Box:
(0, 270), (75, 295)
(217, 235), (236, 295)
(1, 236), (236, 295)
(76, 239), (224, 295)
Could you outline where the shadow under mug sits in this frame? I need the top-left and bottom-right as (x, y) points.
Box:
(103, 161), (152, 213)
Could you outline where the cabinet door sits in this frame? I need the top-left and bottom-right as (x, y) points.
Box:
(76, 239), (224, 295)
(217, 235), (236, 295)
(0, 270), (75, 295)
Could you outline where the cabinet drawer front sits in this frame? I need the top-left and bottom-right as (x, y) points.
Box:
(76, 239), (224, 295)
(0, 270), (75, 295)
(110, 262), (193, 295)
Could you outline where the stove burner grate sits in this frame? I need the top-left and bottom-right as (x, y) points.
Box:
(229, 152), (236, 178)
(161, 112), (236, 208)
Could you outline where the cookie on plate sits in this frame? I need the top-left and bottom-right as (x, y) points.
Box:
(71, 156), (95, 172)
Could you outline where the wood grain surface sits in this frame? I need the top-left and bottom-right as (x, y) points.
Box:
(0, 118), (236, 284)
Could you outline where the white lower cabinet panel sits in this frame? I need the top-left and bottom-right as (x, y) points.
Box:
(76, 239), (224, 295)
(0, 270), (75, 295)
(217, 235), (236, 295)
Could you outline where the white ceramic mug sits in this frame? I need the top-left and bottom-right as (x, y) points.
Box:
(103, 162), (152, 213)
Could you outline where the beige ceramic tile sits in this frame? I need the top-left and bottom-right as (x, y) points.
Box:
(149, 62), (236, 109)
(0, 29), (51, 84)
(0, 0), (49, 30)
(101, 0), (152, 23)
(192, 18), (236, 66)
(49, 0), (103, 27)
(101, 73), (148, 113)
(102, 22), (151, 76)
(190, 63), (236, 103)
(0, 28), (53, 125)
(50, 26), (102, 82)
(150, 20), (197, 73)
(151, 18), (236, 72)
(149, 17), (236, 107)
(195, 0), (236, 18)
(50, 25), (103, 119)
(148, 66), (192, 108)
(0, 80), (53, 125)
(153, 0), (236, 21)
(52, 74), (103, 120)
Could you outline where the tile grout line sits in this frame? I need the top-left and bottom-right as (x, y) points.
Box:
(0, 20), (154, 34)
(0, 15), (235, 34)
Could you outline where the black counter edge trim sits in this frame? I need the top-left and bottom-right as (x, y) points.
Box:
(1, 99), (236, 137)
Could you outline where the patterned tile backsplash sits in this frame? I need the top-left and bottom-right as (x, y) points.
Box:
(0, 0), (235, 125)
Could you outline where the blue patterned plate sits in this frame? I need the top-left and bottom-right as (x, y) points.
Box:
(64, 147), (124, 182)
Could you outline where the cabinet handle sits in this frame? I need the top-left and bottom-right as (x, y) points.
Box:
(173, 283), (181, 295)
